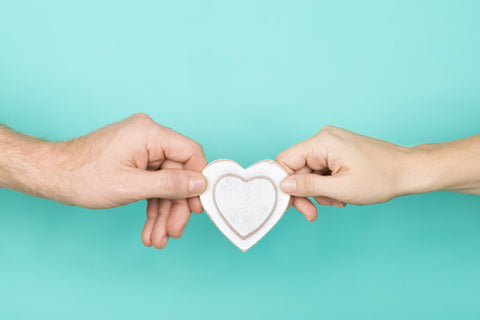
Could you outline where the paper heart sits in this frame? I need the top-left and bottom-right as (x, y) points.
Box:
(200, 159), (290, 252)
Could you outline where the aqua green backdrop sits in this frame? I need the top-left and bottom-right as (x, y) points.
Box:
(1, 1), (480, 319)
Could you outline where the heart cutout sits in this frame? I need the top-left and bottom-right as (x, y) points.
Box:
(214, 175), (277, 240)
(200, 159), (290, 252)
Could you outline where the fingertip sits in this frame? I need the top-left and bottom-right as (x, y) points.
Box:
(141, 227), (152, 247)
(286, 197), (294, 210)
(334, 201), (347, 208)
(163, 236), (169, 248)
(151, 220), (166, 248)
(142, 199), (158, 247)
(188, 197), (204, 214)
(156, 236), (169, 249)
(188, 173), (207, 196)
(280, 176), (297, 194)
(314, 196), (347, 208)
(167, 200), (191, 239)
(167, 222), (184, 239)
(141, 238), (152, 247)
(150, 199), (171, 249)
(275, 158), (294, 176)
(292, 197), (318, 222)
(168, 228), (184, 239)
(152, 235), (167, 249)
(306, 207), (318, 223)
(167, 215), (189, 239)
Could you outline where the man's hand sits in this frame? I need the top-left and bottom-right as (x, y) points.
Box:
(0, 113), (208, 249)
(276, 126), (480, 222)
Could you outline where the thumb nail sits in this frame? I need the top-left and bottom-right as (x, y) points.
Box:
(189, 175), (206, 195)
(281, 177), (297, 194)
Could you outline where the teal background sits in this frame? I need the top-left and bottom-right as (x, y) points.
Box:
(1, 0), (480, 319)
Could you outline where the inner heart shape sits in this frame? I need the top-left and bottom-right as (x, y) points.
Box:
(200, 159), (290, 252)
(214, 175), (277, 240)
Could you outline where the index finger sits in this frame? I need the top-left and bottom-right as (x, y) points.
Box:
(276, 139), (312, 174)
(150, 125), (208, 172)
(276, 136), (329, 173)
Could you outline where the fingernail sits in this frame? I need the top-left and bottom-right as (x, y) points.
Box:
(180, 224), (187, 236)
(189, 175), (206, 194)
(161, 236), (169, 248)
(281, 177), (297, 194)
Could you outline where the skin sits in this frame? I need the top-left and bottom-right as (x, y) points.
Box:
(277, 125), (480, 222)
(1, 117), (478, 248)
(0, 113), (208, 249)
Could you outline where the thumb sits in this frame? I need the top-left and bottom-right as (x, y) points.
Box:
(280, 173), (339, 198)
(133, 168), (207, 200)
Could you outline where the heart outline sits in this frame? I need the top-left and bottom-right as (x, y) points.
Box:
(213, 174), (277, 240)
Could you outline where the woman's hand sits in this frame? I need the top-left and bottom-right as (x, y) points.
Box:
(276, 126), (480, 222)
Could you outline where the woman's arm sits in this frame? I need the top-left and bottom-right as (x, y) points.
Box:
(276, 126), (480, 222)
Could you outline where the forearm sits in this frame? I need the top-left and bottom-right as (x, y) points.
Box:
(403, 134), (480, 196)
(0, 125), (74, 204)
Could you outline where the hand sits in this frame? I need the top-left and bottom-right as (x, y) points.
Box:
(276, 126), (429, 222)
(5, 113), (208, 249)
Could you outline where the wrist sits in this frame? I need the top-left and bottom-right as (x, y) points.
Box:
(0, 128), (75, 205)
(34, 141), (77, 205)
(394, 145), (437, 197)
(396, 142), (465, 197)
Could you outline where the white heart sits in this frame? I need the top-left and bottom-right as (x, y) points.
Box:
(200, 159), (290, 252)
(215, 175), (276, 239)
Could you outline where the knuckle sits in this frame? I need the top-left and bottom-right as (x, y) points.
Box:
(193, 141), (204, 155)
(130, 113), (154, 128)
(318, 125), (337, 136)
(317, 125), (345, 143)
(322, 124), (337, 131)
(304, 174), (319, 194)
(275, 150), (285, 163)
(131, 112), (152, 120)
(276, 148), (293, 165)
(159, 171), (186, 197)
(159, 173), (178, 196)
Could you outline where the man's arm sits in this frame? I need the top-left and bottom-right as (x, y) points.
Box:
(0, 124), (71, 204)
(0, 114), (208, 249)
